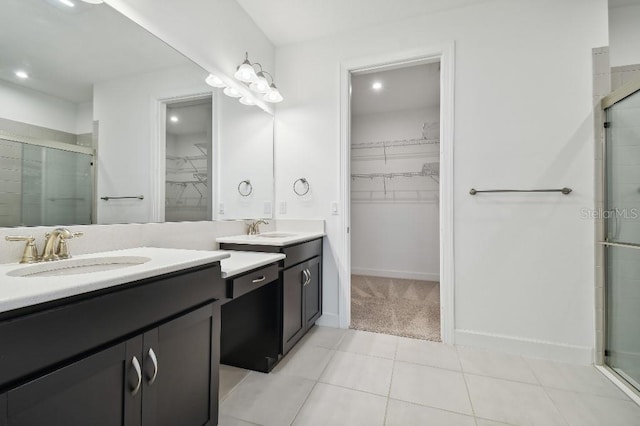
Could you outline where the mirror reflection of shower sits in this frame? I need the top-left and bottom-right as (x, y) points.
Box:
(165, 96), (212, 222)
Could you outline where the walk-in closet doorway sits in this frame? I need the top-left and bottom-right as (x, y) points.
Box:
(338, 45), (455, 343)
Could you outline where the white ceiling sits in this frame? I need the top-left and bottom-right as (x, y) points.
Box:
(236, 0), (492, 46)
(351, 62), (440, 116)
(0, 0), (195, 103)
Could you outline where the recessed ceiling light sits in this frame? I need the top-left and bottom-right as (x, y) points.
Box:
(58, 0), (75, 7)
(15, 70), (29, 79)
(372, 81), (383, 91)
(169, 116), (179, 123)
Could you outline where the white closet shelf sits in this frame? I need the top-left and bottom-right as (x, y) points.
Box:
(351, 137), (439, 150)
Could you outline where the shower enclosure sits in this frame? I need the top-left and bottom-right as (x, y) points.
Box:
(0, 135), (94, 227)
(602, 80), (640, 393)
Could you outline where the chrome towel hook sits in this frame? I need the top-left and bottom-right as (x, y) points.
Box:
(238, 180), (253, 196)
(293, 178), (310, 196)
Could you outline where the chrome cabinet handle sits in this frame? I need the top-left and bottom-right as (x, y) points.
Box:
(252, 276), (266, 283)
(302, 269), (309, 286)
(147, 348), (158, 385)
(306, 268), (312, 286)
(131, 356), (142, 396)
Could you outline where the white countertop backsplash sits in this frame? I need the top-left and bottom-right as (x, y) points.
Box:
(0, 219), (324, 264)
(0, 247), (230, 314)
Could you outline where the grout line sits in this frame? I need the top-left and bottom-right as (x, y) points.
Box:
(538, 382), (571, 426)
(383, 335), (401, 424)
(387, 397), (478, 421)
(288, 344), (340, 425)
(456, 345), (478, 419)
(219, 367), (252, 402)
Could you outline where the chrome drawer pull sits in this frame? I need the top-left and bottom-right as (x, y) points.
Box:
(148, 348), (158, 385)
(252, 276), (266, 283)
(130, 356), (142, 396)
(302, 269), (310, 286)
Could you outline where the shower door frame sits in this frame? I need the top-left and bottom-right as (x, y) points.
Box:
(0, 130), (96, 224)
(597, 77), (640, 403)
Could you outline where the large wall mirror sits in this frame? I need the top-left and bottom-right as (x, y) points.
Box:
(0, 0), (274, 227)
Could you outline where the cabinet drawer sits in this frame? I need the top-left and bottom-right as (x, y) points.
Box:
(228, 264), (279, 299)
(282, 239), (322, 268)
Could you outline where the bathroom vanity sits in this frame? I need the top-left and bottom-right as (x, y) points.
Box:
(0, 248), (229, 426)
(218, 232), (324, 357)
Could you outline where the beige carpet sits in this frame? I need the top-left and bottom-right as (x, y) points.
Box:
(351, 275), (441, 342)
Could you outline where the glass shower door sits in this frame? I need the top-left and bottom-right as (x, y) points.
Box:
(604, 88), (640, 390)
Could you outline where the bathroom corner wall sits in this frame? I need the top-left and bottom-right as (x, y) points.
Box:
(275, 0), (608, 362)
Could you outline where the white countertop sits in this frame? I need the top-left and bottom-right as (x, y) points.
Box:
(216, 231), (325, 247)
(219, 251), (285, 278)
(0, 247), (230, 314)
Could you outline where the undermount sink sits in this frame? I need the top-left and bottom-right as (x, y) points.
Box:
(255, 233), (297, 238)
(7, 256), (152, 278)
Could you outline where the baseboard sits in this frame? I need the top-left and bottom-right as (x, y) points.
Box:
(455, 329), (594, 365)
(316, 312), (341, 328)
(351, 267), (439, 281)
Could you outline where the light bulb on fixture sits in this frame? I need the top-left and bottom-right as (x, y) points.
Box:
(264, 83), (283, 103)
(239, 97), (255, 106)
(234, 53), (257, 83)
(205, 73), (226, 88)
(249, 72), (270, 94)
(223, 86), (242, 98)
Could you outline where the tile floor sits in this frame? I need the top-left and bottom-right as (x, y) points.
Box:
(219, 326), (640, 426)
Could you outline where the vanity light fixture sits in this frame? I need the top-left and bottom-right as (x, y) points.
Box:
(239, 97), (255, 106)
(15, 70), (29, 79)
(223, 86), (242, 98)
(205, 73), (226, 88)
(234, 53), (257, 83)
(233, 52), (283, 103)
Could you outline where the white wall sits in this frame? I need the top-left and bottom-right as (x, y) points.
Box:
(105, 0), (274, 96)
(275, 0), (608, 362)
(94, 64), (211, 224)
(351, 107), (440, 281)
(0, 80), (79, 134)
(216, 93), (274, 220)
(609, 3), (640, 67)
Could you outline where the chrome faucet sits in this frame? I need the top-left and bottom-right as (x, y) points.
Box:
(247, 220), (269, 235)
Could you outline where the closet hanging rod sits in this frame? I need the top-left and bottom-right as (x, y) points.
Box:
(469, 188), (572, 195)
(100, 195), (144, 201)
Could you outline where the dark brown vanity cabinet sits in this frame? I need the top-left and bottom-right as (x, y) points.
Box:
(220, 238), (323, 356)
(0, 263), (224, 426)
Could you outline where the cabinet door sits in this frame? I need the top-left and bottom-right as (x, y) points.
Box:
(6, 337), (142, 426)
(304, 256), (322, 328)
(0, 393), (6, 426)
(142, 304), (219, 426)
(282, 263), (307, 354)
